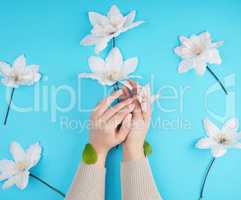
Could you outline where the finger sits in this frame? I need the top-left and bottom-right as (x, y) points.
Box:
(116, 113), (132, 143)
(102, 97), (135, 121)
(120, 85), (131, 101)
(132, 100), (144, 121)
(108, 103), (135, 128)
(95, 89), (123, 116)
(120, 80), (138, 101)
(127, 80), (138, 96)
(143, 100), (152, 122)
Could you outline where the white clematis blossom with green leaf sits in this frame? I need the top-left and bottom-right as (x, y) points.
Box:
(0, 55), (41, 88)
(0, 142), (42, 190)
(80, 5), (144, 53)
(79, 47), (139, 86)
(174, 32), (223, 76)
(196, 118), (241, 158)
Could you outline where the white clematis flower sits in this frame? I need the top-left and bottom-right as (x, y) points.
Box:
(196, 118), (241, 158)
(81, 5), (144, 53)
(136, 84), (159, 112)
(0, 142), (42, 190)
(0, 55), (41, 88)
(79, 47), (139, 86)
(174, 32), (224, 76)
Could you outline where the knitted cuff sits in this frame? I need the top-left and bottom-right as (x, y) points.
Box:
(121, 159), (161, 200)
(66, 163), (106, 200)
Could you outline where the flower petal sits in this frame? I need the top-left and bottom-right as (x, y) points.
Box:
(0, 160), (16, 181)
(174, 46), (194, 59)
(195, 138), (213, 149)
(21, 65), (41, 85)
(95, 37), (111, 54)
(123, 10), (136, 27)
(203, 118), (220, 137)
(178, 60), (193, 73)
(211, 146), (227, 158)
(123, 57), (138, 75)
(28, 65), (41, 82)
(0, 62), (11, 77)
(79, 73), (100, 80)
(232, 143), (241, 149)
(13, 55), (26, 69)
(88, 12), (109, 26)
(222, 118), (239, 132)
(81, 35), (98, 46)
(2, 176), (17, 189)
(15, 171), (29, 190)
(195, 61), (207, 76)
(1, 79), (19, 88)
(91, 24), (112, 37)
(179, 36), (193, 48)
(88, 56), (105, 73)
(122, 21), (144, 33)
(199, 32), (211, 44)
(10, 142), (26, 163)
(26, 143), (42, 168)
(105, 47), (123, 69)
(207, 49), (222, 64)
(79, 73), (113, 86)
(210, 41), (224, 48)
(108, 5), (124, 26)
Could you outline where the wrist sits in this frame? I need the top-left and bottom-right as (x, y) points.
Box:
(95, 151), (107, 167)
(90, 143), (108, 167)
(123, 146), (145, 161)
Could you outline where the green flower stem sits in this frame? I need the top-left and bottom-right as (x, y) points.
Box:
(4, 88), (15, 125)
(112, 37), (116, 48)
(30, 173), (65, 198)
(206, 66), (228, 95)
(199, 157), (216, 200)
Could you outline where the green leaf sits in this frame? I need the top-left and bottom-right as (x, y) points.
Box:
(144, 141), (152, 157)
(82, 144), (98, 164)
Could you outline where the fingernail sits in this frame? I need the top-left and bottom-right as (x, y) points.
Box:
(126, 97), (134, 103)
(128, 104), (135, 111)
(126, 113), (132, 120)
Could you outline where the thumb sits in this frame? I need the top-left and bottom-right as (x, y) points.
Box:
(116, 113), (132, 143)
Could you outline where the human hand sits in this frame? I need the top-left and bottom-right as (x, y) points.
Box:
(122, 81), (152, 161)
(89, 89), (135, 166)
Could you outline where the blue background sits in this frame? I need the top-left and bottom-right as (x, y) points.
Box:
(1, 0), (241, 200)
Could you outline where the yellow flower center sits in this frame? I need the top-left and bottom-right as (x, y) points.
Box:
(10, 72), (20, 82)
(193, 46), (203, 56)
(106, 70), (121, 81)
(215, 133), (230, 145)
(16, 161), (28, 171)
(14, 75), (20, 82)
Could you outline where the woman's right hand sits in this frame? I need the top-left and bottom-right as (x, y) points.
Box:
(89, 89), (136, 167)
(122, 81), (152, 161)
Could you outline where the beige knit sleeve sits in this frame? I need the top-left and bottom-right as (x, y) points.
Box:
(121, 159), (162, 200)
(65, 163), (106, 200)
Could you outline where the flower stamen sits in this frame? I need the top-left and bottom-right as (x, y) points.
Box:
(16, 161), (29, 171)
